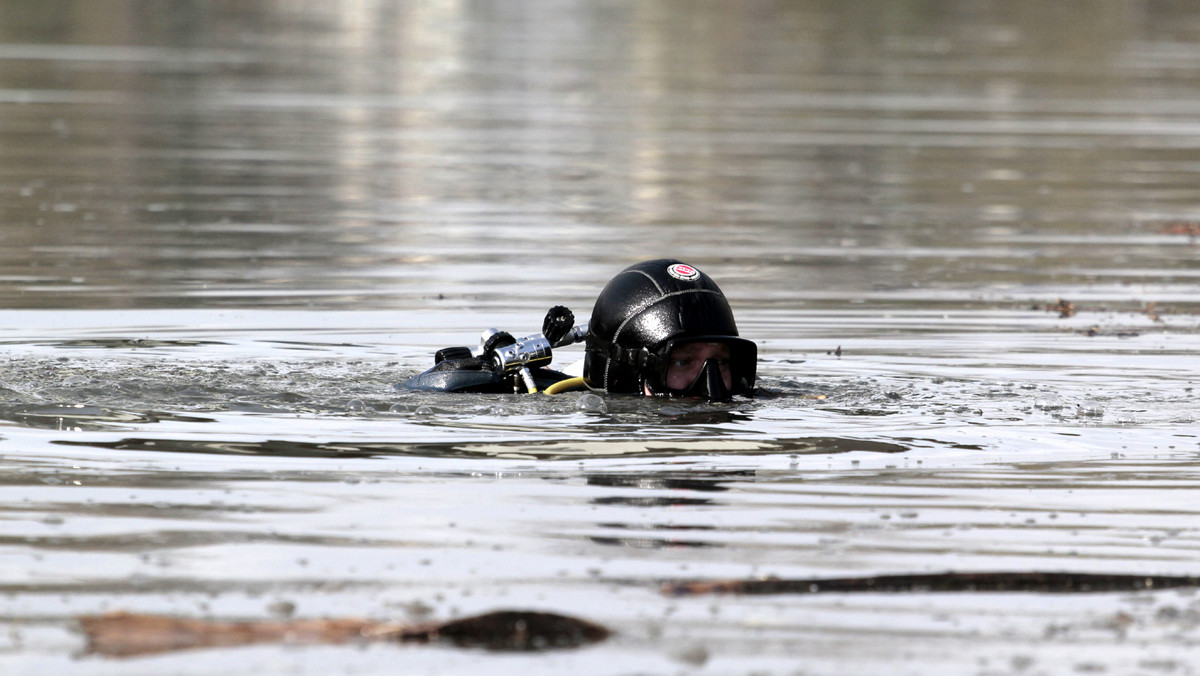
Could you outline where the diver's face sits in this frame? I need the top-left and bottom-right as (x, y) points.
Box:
(665, 342), (732, 391)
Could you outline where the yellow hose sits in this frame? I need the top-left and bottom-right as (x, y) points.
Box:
(543, 377), (586, 395)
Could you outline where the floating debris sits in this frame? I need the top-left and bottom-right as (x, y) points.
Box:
(1156, 220), (1200, 238)
(1081, 327), (1141, 338)
(420, 610), (610, 651)
(662, 571), (1200, 596)
(1042, 299), (1076, 318)
(1036, 299), (1183, 321)
(78, 610), (610, 657)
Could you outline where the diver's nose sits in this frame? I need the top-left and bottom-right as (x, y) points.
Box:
(699, 359), (731, 402)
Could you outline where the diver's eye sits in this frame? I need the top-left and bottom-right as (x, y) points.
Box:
(672, 358), (694, 368)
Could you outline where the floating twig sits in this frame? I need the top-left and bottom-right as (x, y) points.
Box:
(78, 610), (610, 657)
(662, 571), (1200, 597)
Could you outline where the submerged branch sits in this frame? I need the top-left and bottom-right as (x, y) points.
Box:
(79, 610), (610, 657)
(663, 571), (1200, 597)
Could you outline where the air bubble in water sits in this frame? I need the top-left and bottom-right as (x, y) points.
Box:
(577, 393), (606, 413)
(1034, 395), (1064, 411)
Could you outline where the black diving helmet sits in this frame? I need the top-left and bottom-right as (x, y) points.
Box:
(583, 259), (757, 401)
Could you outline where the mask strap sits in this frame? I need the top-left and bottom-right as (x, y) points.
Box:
(586, 334), (664, 374)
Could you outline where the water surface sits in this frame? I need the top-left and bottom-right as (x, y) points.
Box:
(2, 2), (1200, 674)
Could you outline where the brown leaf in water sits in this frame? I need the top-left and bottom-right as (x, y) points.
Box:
(78, 612), (376, 657)
(79, 610), (609, 658)
(662, 571), (1200, 597)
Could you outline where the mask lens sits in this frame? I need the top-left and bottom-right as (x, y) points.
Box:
(656, 337), (756, 399)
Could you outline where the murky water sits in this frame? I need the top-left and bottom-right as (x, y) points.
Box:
(3, 1), (1200, 674)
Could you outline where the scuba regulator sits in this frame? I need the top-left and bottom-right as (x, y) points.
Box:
(405, 306), (588, 394)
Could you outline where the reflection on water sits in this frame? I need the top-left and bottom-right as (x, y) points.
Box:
(3, 1), (1200, 313)
(0, 404), (213, 431)
(2, 1), (1200, 674)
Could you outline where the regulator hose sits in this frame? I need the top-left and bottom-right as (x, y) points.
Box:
(542, 377), (586, 395)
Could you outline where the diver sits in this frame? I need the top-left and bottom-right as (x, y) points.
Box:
(401, 259), (757, 402)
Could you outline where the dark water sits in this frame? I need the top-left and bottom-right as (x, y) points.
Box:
(2, 2), (1200, 674)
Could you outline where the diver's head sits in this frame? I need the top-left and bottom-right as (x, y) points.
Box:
(583, 259), (756, 401)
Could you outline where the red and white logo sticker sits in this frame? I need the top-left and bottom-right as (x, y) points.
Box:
(667, 263), (701, 281)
